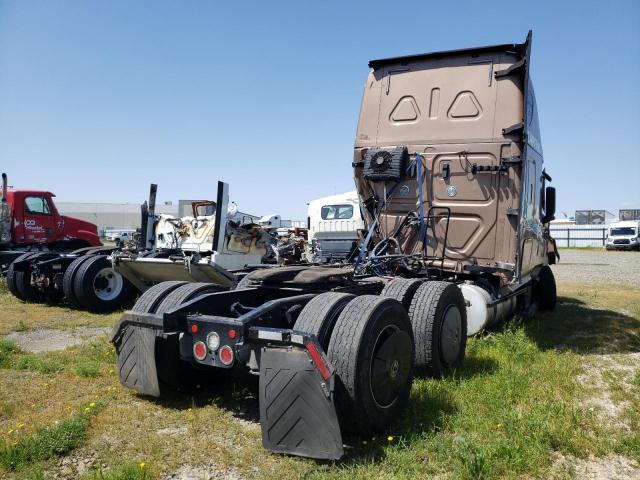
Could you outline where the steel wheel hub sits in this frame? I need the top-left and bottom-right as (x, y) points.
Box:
(93, 268), (123, 301)
(370, 326), (412, 408)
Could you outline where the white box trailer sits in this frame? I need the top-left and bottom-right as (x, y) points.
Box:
(307, 191), (365, 262)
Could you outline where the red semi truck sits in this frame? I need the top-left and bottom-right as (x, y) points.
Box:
(1, 173), (135, 309)
(0, 172), (101, 265)
(0, 174), (101, 251)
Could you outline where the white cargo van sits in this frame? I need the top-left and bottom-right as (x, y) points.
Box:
(606, 221), (640, 251)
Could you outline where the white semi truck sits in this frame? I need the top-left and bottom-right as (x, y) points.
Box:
(307, 191), (365, 262)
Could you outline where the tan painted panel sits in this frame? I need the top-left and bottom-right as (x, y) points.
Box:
(353, 37), (547, 282)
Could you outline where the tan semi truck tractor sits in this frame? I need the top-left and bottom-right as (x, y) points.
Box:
(112, 32), (557, 461)
(353, 30), (557, 334)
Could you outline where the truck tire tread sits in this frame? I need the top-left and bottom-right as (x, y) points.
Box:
(153, 282), (228, 392)
(293, 292), (355, 350)
(62, 255), (93, 308)
(408, 281), (467, 377)
(155, 282), (226, 314)
(380, 278), (424, 310)
(133, 281), (189, 313)
(328, 295), (414, 434)
(7, 253), (39, 301)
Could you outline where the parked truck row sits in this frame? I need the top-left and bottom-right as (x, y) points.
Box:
(1, 177), (309, 311)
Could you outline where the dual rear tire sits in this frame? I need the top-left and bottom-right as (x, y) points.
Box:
(122, 281), (227, 392)
(293, 280), (467, 435)
(68, 255), (135, 312)
(6, 252), (40, 302)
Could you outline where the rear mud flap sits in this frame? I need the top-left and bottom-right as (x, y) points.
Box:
(259, 347), (343, 460)
(112, 320), (161, 397)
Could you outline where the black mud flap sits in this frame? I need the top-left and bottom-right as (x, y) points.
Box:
(259, 347), (343, 460)
(111, 318), (161, 397)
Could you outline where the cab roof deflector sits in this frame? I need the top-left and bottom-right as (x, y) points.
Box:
(368, 31), (531, 69)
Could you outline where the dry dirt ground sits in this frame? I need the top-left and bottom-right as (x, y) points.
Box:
(552, 249), (639, 287)
(5, 327), (111, 353)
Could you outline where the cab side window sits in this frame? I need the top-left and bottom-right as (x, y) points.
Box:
(24, 196), (51, 216)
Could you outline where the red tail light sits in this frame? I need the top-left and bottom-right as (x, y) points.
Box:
(190, 324), (198, 334)
(193, 341), (207, 361)
(219, 345), (234, 365)
(228, 329), (237, 339)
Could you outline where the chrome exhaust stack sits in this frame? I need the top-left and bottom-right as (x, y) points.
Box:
(1, 173), (10, 244)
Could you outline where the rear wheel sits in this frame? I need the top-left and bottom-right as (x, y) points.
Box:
(534, 265), (557, 311)
(7, 252), (39, 302)
(153, 282), (227, 391)
(328, 295), (414, 434)
(132, 281), (188, 313)
(380, 278), (424, 311)
(73, 256), (135, 312)
(293, 292), (355, 350)
(155, 282), (225, 314)
(115, 281), (190, 396)
(63, 255), (94, 308)
(408, 281), (467, 377)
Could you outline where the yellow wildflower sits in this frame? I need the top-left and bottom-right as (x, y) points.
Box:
(139, 462), (146, 469)
(387, 435), (394, 442)
(89, 402), (96, 407)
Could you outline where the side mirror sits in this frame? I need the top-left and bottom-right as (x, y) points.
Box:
(543, 186), (556, 223)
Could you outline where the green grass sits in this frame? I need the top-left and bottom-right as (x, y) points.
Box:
(0, 338), (113, 377)
(0, 404), (103, 471)
(0, 277), (122, 335)
(84, 463), (152, 480)
(13, 321), (29, 332)
(323, 325), (604, 479)
(0, 282), (638, 479)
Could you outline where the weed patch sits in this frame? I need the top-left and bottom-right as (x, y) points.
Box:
(85, 462), (152, 480)
(0, 403), (103, 471)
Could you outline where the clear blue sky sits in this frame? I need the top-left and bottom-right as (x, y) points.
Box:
(1, 0), (638, 220)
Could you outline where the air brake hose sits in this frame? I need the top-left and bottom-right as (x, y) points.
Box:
(354, 155), (421, 269)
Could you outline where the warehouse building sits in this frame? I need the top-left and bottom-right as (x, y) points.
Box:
(56, 202), (178, 235)
(56, 200), (265, 236)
